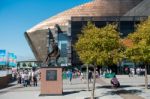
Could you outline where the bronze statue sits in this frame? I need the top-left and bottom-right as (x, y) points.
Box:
(45, 29), (60, 66)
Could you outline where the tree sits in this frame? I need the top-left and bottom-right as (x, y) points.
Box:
(22, 63), (27, 68)
(28, 62), (32, 67)
(17, 62), (20, 70)
(125, 17), (150, 89)
(75, 22), (123, 99)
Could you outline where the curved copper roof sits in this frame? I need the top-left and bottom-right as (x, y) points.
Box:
(27, 0), (142, 33)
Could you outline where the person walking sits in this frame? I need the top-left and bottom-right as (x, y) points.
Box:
(88, 70), (93, 83)
(17, 72), (21, 84)
(80, 72), (84, 82)
(28, 71), (32, 86)
(21, 72), (25, 85)
(68, 70), (73, 84)
(32, 71), (37, 86)
(24, 72), (28, 87)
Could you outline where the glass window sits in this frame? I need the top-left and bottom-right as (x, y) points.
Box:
(57, 33), (69, 66)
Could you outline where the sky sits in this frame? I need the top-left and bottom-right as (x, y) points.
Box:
(0, 0), (91, 61)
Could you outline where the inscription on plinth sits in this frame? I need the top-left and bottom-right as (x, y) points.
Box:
(46, 70), (57, 81)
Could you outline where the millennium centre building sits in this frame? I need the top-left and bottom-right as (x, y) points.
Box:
(25, 0), (150, 73)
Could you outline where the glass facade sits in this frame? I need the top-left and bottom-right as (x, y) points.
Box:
(71, 16), (147, 68)
(119, 21), (134, 36)
(57, 33), (69, 66)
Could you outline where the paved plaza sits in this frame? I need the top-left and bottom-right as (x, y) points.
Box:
(0, 75), (150, 99)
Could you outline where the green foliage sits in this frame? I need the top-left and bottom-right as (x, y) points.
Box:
(75, 22), (123, 66)
(22, 63), (27, 67)
(28, 62), (32, 67)
(17, 62), (20, 67)
(126, 17), (150, 63)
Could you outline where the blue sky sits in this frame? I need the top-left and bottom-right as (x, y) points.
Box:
(0, 0), (90, 61)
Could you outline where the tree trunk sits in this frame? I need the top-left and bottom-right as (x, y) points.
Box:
(91, 66), (96, 99)
(86, 65), (90, 91)
(145, 64), (148, 89)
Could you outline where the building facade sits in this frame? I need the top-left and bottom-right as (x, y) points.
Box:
(17, 59), (42, 69)
(25, 0), (150, 73)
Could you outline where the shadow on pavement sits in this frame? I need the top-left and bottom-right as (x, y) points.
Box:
(64, 83), (86, 85)
(106, 89), (142, 95)
(84, 97), (99, 99)
(63, 90), (80, 95)
(63, 89), (88, 96)
(95, 89), (143, 99)
(96, 85), (132, 89)
(138, 84), (150, 89)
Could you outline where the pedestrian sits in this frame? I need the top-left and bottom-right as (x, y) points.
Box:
(32, 71), (37, 86)
(125, 67), (129, 74)
(88, 70), (93, 83)
(68, 70), (73, 84)
(24, 72), (28, 87)
(136, 67), (140, 76)
(80, 72), (84, 82)
(110, 75), (120, 88)
(21, 72), (25, 85)
(17, 72), (21, 84)
(28, 70), (32, 86)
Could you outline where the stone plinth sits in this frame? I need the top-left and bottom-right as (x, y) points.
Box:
(40, 67), (62, 95)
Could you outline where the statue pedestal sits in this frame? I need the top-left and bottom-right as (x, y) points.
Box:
(40, 67), (63, 96)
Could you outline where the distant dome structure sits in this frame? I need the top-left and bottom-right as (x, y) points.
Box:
(25, 0), (145, 62)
